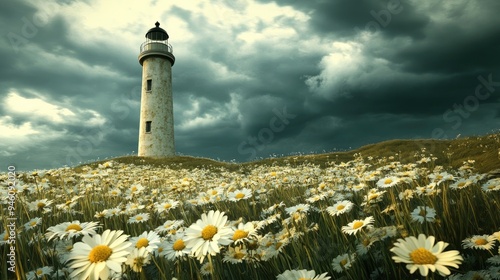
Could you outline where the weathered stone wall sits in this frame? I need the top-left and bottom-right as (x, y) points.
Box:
(138, 56), (174, 157)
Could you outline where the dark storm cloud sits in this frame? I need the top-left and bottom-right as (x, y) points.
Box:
(255, 0), (429, 39)
(1, 0), (500, 170)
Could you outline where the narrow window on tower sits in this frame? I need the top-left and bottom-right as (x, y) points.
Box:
(145, 121), (152, 133)
(146, 79), (152, 91)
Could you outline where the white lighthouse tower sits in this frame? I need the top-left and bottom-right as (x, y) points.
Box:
(138, 22), (175, 157)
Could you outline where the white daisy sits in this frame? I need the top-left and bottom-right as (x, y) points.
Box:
(161, 232), (190, 260)
(154, 200), (180, 213)
(26, 266), (53, 280)
(222, 246), (248, 264)
(45, 221), (100, 241)
(27, 199), (53, 212)
(232, 222), (259, 245)
(108, 188), (122, 197)
(391, 234), (463, 276)
(184, 210), (233, 263)
(331, 253), (356, 273)
(411, 206), (437, 223)
(200, 261), (214, 276)
(227, 188), (253, 202)
(482, 178), (500, 192)
(24, 217), (42, 230)
(449, 178), (474, 190)
(68, 229), (132, 280)
(326, 200), (354, 216)
(125, 247), (151, 273)
(285, 203), (310, 215)
(376, 176), (400, 188)
(128, 213), (150, 224)
(154, 219), (184, 234)
(462, 235), (496, 250)
(130, 230), (161, 253)
(398, 189), (414, 201)
(362, 189), (386, 206)
(342, 216), (375, 235)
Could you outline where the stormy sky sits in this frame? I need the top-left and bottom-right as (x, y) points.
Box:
(1, 0), (499, 171)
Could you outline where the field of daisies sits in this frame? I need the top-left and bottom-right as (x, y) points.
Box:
(1, 145), (500, 279)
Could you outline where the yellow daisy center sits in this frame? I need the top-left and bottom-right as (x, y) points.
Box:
(233, 229), (248, 241)
(201, 225), (218, 240)
(37, 202), (46, 208)
(352, 221), (364, 229)
(234, 252), (245, 259)
(131, 186), (137, 192)
(409, 247), (437, 264)
(235, 193), (245, 199)
(30, 221), (38, 227)
(36, 269), (43, 275)
(474, 238), (488, 246)
(419, 208), (427, 217)
(136, 238), (149, 248)
(66, 224), (82, 231)
(340, 259), (348, 266)
(136, 216), (143, 221)
(337, 204), (346, 211)
(173, 239), (186, 251)
(384, 179), (393, 184)
(88, 245), (112, 263)
(298, 278), (311, 280)
(163, 203), (172, 209)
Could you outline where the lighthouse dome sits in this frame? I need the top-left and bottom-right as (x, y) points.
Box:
(145, 21), (169, 41)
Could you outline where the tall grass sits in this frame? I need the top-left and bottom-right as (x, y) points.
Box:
(1, 133), (500, 279)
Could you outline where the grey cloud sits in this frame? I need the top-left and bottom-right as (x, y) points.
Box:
(1, 0), (500, 170)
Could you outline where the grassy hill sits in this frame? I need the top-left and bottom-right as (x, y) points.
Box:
(81, 132), (500, 174)
(6, 132), (500, 279)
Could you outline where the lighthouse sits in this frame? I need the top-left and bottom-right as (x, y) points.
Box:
(138, 22), (175, 157)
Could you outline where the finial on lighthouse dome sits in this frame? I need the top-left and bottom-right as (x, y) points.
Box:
(145, 21), (169, 41)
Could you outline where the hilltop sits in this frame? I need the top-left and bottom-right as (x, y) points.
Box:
(80, 133), (500, 175)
